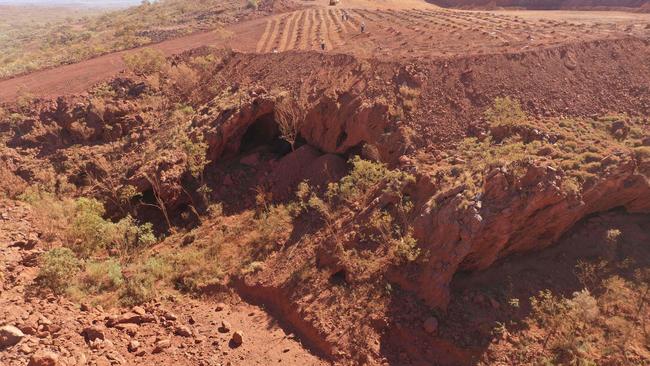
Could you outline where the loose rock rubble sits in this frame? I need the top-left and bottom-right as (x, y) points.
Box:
(0, 200), (326, 365)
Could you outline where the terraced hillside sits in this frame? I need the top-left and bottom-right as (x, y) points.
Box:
(253, 7), (650, 57)
(2, 2), (649, 102)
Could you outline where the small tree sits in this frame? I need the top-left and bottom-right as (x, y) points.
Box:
(123, 48), (166, 75)
(143, 173), (173, 231)
(274, 99), (303, 152)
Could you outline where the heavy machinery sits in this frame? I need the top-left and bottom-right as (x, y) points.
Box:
(329, 0), (339, 5)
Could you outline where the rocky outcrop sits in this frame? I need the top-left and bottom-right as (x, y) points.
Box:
(399, 151), (650, 308)
(193, 89), (394, 163)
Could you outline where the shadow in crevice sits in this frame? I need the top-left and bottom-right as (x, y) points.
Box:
(442, 210), (650, 365)
(377, 210), (650, 365)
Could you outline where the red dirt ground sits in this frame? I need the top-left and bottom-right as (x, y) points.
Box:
(1, 0), (649, 102)
(0, 199), (328, 366)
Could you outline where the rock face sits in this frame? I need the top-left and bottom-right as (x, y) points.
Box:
(236, 130), (650, 363)
(400, 153), (650, 308)
(194, 92), (392, 164)
(0, 325), (24, 348)
(153, 339), (171, 353)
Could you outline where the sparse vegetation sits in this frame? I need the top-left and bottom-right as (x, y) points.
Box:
(247, 0), (259, 10)
(485, 96), (526, 127)
(0, 11), (648, 364)
(78, 259), (125, 295)
(327, 156), (415, 205)
(123, 48), (167, 75)
(0, 0), (249, 78)
(38, 248), (81, 294)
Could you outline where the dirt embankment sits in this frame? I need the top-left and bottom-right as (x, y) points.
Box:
(201, 36), (650, 149)
(176, 37), (650, 364)
(428, 0), (650, 10)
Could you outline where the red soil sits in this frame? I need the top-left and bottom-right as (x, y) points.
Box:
(0, 200), (327, 366)
(1, 1), (649, 102)
(428, 0), (650, 11)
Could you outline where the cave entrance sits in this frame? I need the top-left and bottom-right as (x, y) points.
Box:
(239, 113), (292, 155)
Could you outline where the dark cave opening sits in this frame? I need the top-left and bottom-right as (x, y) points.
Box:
(239, 113), (292, 156)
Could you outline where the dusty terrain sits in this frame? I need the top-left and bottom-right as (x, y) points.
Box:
(1, 0), (649, 101)
(0, 200), (327, 366)
(428, 0), (650, 11)
(0, 0), (649, 365)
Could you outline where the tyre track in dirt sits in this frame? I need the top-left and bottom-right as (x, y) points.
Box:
(270, 15), (290, 52)
(2, 2), (648, 101)
(316, 9), (332, 50)
(256, 18), (274, 53)
(324, 9), (343, 48)
(260, 18), (278, 53)
(306, 9), (317, 50)
(278, 11), (299, 51)
(293, 10), (307, 50)
(338, 9), (359, 33)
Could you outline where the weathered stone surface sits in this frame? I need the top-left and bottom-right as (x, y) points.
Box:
(0, 325), (24, 348)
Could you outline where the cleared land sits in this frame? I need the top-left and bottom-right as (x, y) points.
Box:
(1, 0), (649, 101)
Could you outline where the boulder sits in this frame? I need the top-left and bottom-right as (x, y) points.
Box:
(81, 326), (105, 343)
(231, 331), (244, 347)
(174, 325), (192, 337)
(153, 339), (171, 353)
(0, 325), (24, 348)
(27, 351), (59, 366)
(128, 340), (140, 353)
(132, 306), (146, 316)
(218, 320), (231, 333)
(106, 312), (155, 327)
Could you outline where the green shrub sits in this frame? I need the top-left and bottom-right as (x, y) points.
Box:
(120, 273), (156, 306)
(327, 156), (415, 205)
(38, 248), (80, 293)
(80, 259), (124, 294)
(485, 96), (526, 127)
(111, 215), (157, 254)
(254, 204), (292, 245)
(66, 198), (156, 257)
(69, 197), (113, 256)
(140, 256), (172, 281)
(395, 232), (421, 262)
(123, 48), (166, 75)
(168, 250), (223, 293)
(178, 132), (209, 179)
(246, 0), (259, 10)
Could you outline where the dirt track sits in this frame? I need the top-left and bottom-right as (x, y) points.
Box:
(0, 0), (649, 102)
